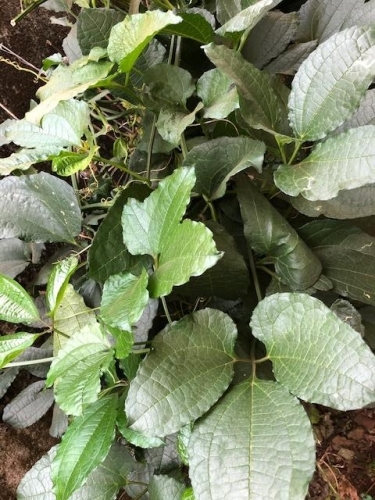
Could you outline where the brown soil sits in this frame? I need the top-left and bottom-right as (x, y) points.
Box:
(1, 1), (375, 499)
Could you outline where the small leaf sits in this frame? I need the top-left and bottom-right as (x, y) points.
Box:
(100, 269), (149, 330)
(216, 0), (282, 37)
(288, 26), (375, 141)
(0, 274), (39, 324)
(188, 379), (315, 500)
(51, 394), (117, 500)
(53, 284), (98, 354)
(46, 324), (113, 415)
(183, 136), (265, 200)
(108, 11), (182, 73)
(148, 475), (185, 500)
(0, 172), (81, 243)
(251, 293), (375, 410)
(88, 184), (151, 283)
(0, 238), (31, 278)
(47, 255), (79, 314)
(197, 69), (239, 119)
(275, 125), (375, 201)
(236, 176), (322, 290)
(118, 425), (165, 449)
(0, 332), (39, 368)
(204, 44), (290, 135)
(106, 325), (133, 359)
(126, 308), (237, 437)
(243, 11), (299, 69)
(3, 380), (54, 428)
(162, 11), (214, 44)
(77, 8), (125, 54)
(51, 147), (97, 176)
(156, 103), (204, 147)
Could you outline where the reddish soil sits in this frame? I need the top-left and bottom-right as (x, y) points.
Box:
(1, 1), (375, 499)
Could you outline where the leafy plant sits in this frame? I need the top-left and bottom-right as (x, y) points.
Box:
(1, 0), (375, 499)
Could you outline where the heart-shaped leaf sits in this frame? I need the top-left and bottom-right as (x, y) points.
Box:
(251, 293), (375, 410)
(125, 308), (237, 437)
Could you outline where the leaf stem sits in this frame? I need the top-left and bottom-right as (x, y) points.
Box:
(3, 357), (54, 368)
(180, 133), (188, 158)
(146, 113), (157, 181)
(248, 249), (262, 303)
(161, 296), (173, 324)
(287, 140), (303, 165)
(131, 348), (151, 355)
(94, 155), (150, 184)
(203, 195), (218, 221)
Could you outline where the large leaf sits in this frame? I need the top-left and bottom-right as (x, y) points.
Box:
(183, 136), (265, 200)
(77, 8), (125, 54)
(0, 273), (39, 324)
(275, 125), (375, 201)
(176, 221), (250, 300)
(236, 176), (322, 290)
(88, 184), (151, 283)
(162, 11), (214, 44)
(288, 26), (375, 141)
(53, 284), (98, 354)
(333, 88), (375, 135)
(264, 40), (318, 75)
(100, 269), (149, 330)
(0, 332), (39, 368)
(188, 379), (315, 500)
(46, 324), (113, 415)
(125, 308), (237, 437)
(0, 146), (60, 176)
(51, 394), (117, 500)
(148, 475), (185, 500)
(242, 11), (299, 69)
(299, 220), (375, 305)
(122, 167), (222, 297)
(0, 172), (81, 243)
(2, 380), (54, 428)
(46, 256), (79, 314)
(204, 44), (290, 135)
(216, 0), (282, 37)
(17, 442), (136, 500)
(251, 293), (375, 409)
(107, 10), (182, 73)
(0, 238), (31, 278)
(197, 69), (239, 119)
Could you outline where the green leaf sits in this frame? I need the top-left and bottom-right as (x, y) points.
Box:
(264, 40), (318, 75)
(0, 332), (39, 368)
(156, 102), (204, 147)
(175, 221), (250, 300)
(46, 324), (113, 415)
(299, 220), (375, 305)
(236, 176), (322, 290)
(0, 274), (39, 324)
(6, 100), (89, 148)
(0, 172), (82, 243)
(2, 380), (54, 428)
(107, 11), (182, 73)
(148, 475), (185, 500)
(77, 8), (125, 54)
(162, 11), (214, 44)
(197, 69), (239, 119)
(242, 11), (299, 69)
(52, 146), (97, 176)
(216, 0), (282, 37)
(143, 64), (195, 110)
(126, 308), (236, 437)
(251, 293), (375, 410)
(333, 88), (375, 134)
(46, 255), (79, 314)
(105, 325), (133, 359)
(88, 184), (151, 283)
(18, 442), (135, 500)
(26, 61), (113, 124)
(52, 394), (117, 500)
(188, 379), (315, 500)
(145, 433), (181, 474)
(0, 238), (31, 279)
(275, 125), (375, 201)
(53, 284), (98, 354)
(183, 136), (265, 200)
(288, 26), (375, 141)
(216, 0), (242, 25)
(122, 168), (222, 296)
(100, 269), (149, 330)
(204, 44), (290, 135)
(0, 146), (61, 176)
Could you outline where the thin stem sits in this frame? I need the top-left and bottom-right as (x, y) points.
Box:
(174, 36), (182, 67)
(248, 249), (263, 303)
(168, 35), (176, 65)
(11, 0), (48, 25)
(81, 201), (113, 210)
(146, 113), (157, 181)
(3, 357), (54, 368)
(161, 296), (172, 324)
(94, 156), (150, 184)
(132, 348), (151, 355)
(287, 140), (303, 165)
(203, 195), (218, 222)
(180, 133), (188, 158)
